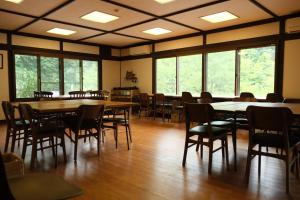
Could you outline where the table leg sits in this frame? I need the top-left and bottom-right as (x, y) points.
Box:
(232, 112), (237, 171)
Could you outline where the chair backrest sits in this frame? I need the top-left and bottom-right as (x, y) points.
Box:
(154, 93), (165, 105)
(236, 92), (256, 102)
(199, 92), (213, 103)
(139, 93), (149, 107)
(76, 104), (105, 131)
(185, 103), (214, 124)
(266, 93), (283, 103)
(1, 101), (16, 128)
(40, 91), (53, 98)
(0, 151), (15, 200)
(34, 91), (41, 99)
(69, 91), (86, 99)
(181, 92), (193, 104)
(283, 98), (300, 103)
(102, 90), (110, 100)
(246, 106), (292, 132)
(18, 104), (38, 133)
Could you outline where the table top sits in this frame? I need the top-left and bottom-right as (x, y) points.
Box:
(13, 99), (137, 113)
(211, 101), (300, 115)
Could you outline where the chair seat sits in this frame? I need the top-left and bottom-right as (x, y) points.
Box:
(227, 117), (248, 124)
(206, 120), (233, 127)
(9, 173), (82, 200)
(102, 117), (128, 124)
(189, 125), (228, 138)
(63, 116), (97, 131)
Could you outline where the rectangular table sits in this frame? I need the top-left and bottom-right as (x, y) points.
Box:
(13, 99), (137, 114)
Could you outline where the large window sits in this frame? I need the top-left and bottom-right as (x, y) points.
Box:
(41, 57), (60, 96)
(83, 60), (98, 91)
(64, 59), (81, 94)
(14, 53), (99, 99)
(207, 50), (235, 97)
(239, 46), (275, 98)
(15, 54), (38, 98)
(156, 57), (176, 95)
(156, 54), (202, 96)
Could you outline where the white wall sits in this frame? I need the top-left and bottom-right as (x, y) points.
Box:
(102, 60), (121, 95)
(0, 50), (9, 120)
(121, 58), (152, 94)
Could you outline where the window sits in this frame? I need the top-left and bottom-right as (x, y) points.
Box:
(15, 54), (38, 98)
(207, 51), (235, 97)
(156, 54), (202, 96)
(83, 60), (98, 91)
(156, 57), (176, 95)
(239, 46), (275, 98)
(41, 57), (60, 96)
(64, 59), (81, 94)
(178, 54), (202, 96)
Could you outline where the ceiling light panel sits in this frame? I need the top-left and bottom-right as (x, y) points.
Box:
(201, 11), (238, 23)
(81, 11), (119, 23)
(143, 28), (172, 35)
(154, 0), (175, 4)
(47, 28), (76, 35)
(4, 0), (23, 4)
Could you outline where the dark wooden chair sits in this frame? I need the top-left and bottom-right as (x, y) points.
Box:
(199, 91), (213, 103)
(63, 105), (104, 162)
(266, 93), (284, 103)
(138, 93), (151, 118)
(182, 103), (230, 174)
(1, 101), (26, 153)
(69, 91), (86, 99)
(283, 98), (300, 130)
(19, 104), (67, 168)
(102, 107), (132, 150)
(153, 93), (172, 122)
(237, 92), (256, 102)
(245, 106), (300, 193)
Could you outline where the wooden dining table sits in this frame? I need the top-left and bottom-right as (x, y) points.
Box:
(13, 99), (138, 114)
(210, 101), (300, 170)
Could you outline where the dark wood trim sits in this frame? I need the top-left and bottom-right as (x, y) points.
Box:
(0, 8), (37, 18)
(284, 32), (300, 40)
(202, 34), (207, 92)
(249, 0), (279, 18)
(7, 33), (14, 101)
(98, 53), (102, 90)
(152, 44), (156, 94)
(37, 55), (41, 91)
(235, 49), (240, 96)
(79, 32), (152, 42)
(275, 20), (285, 95)
(59, 41), (64, 95)
(14, 0), (75, 31)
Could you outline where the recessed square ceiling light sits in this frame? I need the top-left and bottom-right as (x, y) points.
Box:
(81, 11), (119, 23)
(5, 0), (23, 4)
(201, 11), (238, 23)
(154, 0), (175, 4)
(143, 28), (172, 35)
(47, 28), (76, 36)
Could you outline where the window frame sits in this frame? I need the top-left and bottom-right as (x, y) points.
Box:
(155, 43), (278, 98)
(12, 50), (100, 100)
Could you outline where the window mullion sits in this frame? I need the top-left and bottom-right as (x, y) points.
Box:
(235, 50), (240, 96)
(80, 60), (83, 91)
(176, 56), (179, 95)
(37, 55), (41, 92)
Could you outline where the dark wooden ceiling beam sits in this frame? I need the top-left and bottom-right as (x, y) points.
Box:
(14, 0), (76, 32)
(0, 8), (38, 18)
(249, 0), (279, 18)
(78, 32), (153, 42)
(102, 0), (203, 32)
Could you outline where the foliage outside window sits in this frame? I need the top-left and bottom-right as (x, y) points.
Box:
(207, 50), (235, 97)
(41, 57), (60, 96)
(64, 59), (81, 94)
(239, 46), (275, 98)
(178, 54), (202, 96)
(156, 57), (176, 95)
(83, 60), (98, 91)
(15, 54), (38, 98)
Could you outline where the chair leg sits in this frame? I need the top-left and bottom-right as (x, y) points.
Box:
(97, 130), (101, 155)
(61, 135), (67, 162)
(225, 138), (229, 170)
(74, 135), (78, 162)
(182, 137), (189, 167)
(125, 127), (130, 150)
(51, 137), (56, 158)
(258, 145), (262, 178)
(4, 128), (10, 153)
(128, 124), (132, 143)
(221, 140), (225, 159)
(245, 145), (252, 184)
(21, 134), (28, 159)
(200, 138), (203, 159)
(208, 140), (213, 174)
(30, 138), (38, 169)
(196, 135), (201, 152)
(11, 130), (16, 152)
(286, 152), (290, 194)
(115, 124), (118, 149)
(232, 125), (237, 171)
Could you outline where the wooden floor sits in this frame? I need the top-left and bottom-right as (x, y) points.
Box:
(1, 116), (300, 200)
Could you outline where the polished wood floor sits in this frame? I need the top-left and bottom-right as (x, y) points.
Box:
(1, 116), (300, 200)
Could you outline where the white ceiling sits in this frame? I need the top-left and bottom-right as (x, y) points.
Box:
(0, 0), (299, 47)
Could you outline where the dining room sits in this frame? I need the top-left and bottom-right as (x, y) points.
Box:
(1, 0), (300, 199)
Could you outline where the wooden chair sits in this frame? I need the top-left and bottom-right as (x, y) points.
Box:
(1, 101), (26, 153)
(63, 105), (104, 162)
(102, 107), (132, 150)
(182, 103), (230, 174)
(237, 92), (256, 102)
(266, 93), (284, 103)
(0, 151), (82, 200)
(69, 91), (86, 99)
(153, 93), (172, 122)
(138, 93), (151, 118)
(19, 104), (67, 168)
(199, 92), (213, 103)
(245, 106), (300, 193)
